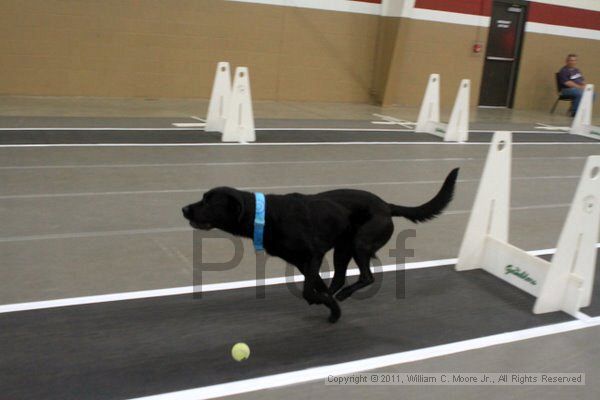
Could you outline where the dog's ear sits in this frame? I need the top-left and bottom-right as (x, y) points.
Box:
(223, 189), (246, 222)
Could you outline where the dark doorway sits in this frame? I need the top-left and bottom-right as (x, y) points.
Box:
(479, 0), (528, 107)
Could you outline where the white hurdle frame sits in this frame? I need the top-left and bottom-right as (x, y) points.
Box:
(570, 84), (600, 141)
(205, 62), (232, 133)
(456, 131), (600, 316)
(416, 74), (470, 142)
(222, 67), (256, 143)
(205, 62), (256, 143)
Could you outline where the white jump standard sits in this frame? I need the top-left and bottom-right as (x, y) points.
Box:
(570, 84), (599, 141)
(205, 62), (256, 143)
(222, 67), (256, 143)
(416, 74), (470, 142)
(457, 131), (599, 316)
(205, 62), (232, 133)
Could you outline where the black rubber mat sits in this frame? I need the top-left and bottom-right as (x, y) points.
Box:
(0, 129), (597, 144)
(0, 116), (187, 129)
(0, 129), (222, 144)
(0, 264), (574, 400)
(585, 263), (600, 316)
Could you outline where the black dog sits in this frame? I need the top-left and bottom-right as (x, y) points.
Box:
(182, 168), (458, 323)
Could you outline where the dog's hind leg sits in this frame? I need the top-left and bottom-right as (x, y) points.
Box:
(329, 243), (352, 295)
(335, 250), (374, 301)
(335, 217), (393, 301)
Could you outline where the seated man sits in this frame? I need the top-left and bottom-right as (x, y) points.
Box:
(558, 54), (587, 117)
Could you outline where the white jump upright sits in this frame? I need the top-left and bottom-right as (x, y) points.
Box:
(205, 62), (232, 133)
(456, 131), (600, 317)
(570, 84), (600, 141)
(222, 67), (256, 143)
(416, 74), (440, 134)
(416, 74), (470, 142)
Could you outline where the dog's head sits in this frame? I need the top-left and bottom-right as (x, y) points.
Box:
(182, 187), (246, 231)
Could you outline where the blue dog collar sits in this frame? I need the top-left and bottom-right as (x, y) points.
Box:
(253, 192), (266, 252)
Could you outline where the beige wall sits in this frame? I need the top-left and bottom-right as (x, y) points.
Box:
(380, 18), (487, 108)
(0, 0), (598, 111)
(514, 32), (600, 110)
(381, 18), (600, 111)
(0, 0), (379, 102)
(371, 17), (401, 104)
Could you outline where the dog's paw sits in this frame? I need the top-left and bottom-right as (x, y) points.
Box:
(303, 292), (320, 305)
(328, 309), (341, 323)
(335, 289), (351, 302)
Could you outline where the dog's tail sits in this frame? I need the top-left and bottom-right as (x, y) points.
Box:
(388, 168), (459, 223)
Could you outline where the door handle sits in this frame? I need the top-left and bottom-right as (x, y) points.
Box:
(486, 57), (515, 61)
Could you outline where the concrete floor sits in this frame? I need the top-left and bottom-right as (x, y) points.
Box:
(225, 326), (600, 400)
(1, 143), (599, 303)
(1, 96), (599, 400)
(1, 94), (596, 126)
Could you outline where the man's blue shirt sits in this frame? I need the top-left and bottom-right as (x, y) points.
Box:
(558, 66), (584, 90)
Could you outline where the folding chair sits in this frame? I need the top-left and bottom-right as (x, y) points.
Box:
(550, 72), (574, 114)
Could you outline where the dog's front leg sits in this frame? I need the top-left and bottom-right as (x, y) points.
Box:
(329, 243), (352, 295)
(302, 258), (341, 323)
(302, 277), (329, 305)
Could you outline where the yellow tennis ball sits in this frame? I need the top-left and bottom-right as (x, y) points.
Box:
(231, 342), (250, 362)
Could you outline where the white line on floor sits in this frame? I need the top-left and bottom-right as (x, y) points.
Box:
(258, 127), (413, 132)
(1, 141), (597, 148)
(444, 202), (570, 216)
(126, 317), (600, 400)
(0, 156), (586, 170)
(0, 258), (453, 313)
(0, 127), (414, 132)
(371, 114), (416, 129)
(1, 244), (598, 314)
(0, 127), (207, 131)
(0, 157), (478, 170)
(172, 123), (206, 128)
(0, 127), (574, 134)
(0, 227), (191, 242)
(0, 175), (580, 200)
(372, 114), (416, 123)
(0, 203), (573, 243)
(469, 130), (563, 134)
(575, 311), (594, 321)
(536, 123), (570, 131)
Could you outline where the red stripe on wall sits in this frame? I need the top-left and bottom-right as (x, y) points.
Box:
(351, 0), (381, 4)
(414, 0), (600, 31)
(414, 0), (491, 16)
(529, 3), (600, 31)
